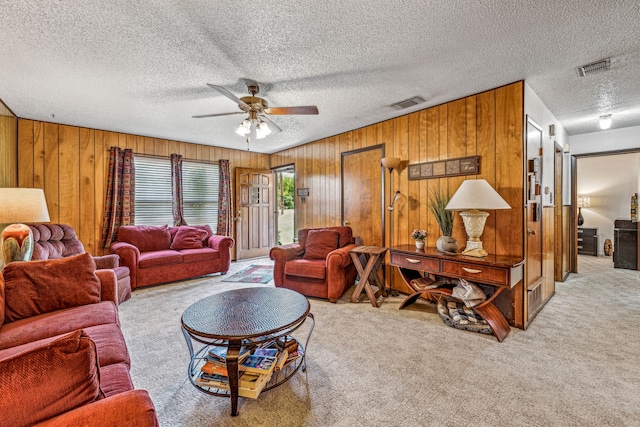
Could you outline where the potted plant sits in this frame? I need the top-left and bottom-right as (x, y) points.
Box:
(428, 189), (459, 252)
(411, 229), (427, 249)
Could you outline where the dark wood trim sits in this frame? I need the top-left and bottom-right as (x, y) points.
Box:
(570, 155), (577, 273)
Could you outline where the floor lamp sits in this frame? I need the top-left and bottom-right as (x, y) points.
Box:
(381, 157), (401, 296)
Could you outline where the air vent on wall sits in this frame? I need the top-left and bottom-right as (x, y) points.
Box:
(577, 58), (611, 77)
(391, 96), (426, 110)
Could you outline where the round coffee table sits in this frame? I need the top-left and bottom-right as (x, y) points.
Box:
(181, 287), (314, 416)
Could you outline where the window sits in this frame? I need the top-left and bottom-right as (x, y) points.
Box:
(134, 157), (173, 226)
(182, 160), (219, 229)
(134, 156), (219, 228)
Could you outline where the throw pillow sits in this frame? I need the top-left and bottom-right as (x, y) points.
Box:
(3, 253), (101, 323)
(0, 330), (103, 427)
(116, 225), (171, 252)
(303, 229), (340, 260)
(170, 226), (209, 250)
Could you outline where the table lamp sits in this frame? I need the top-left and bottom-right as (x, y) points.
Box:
(0, 188), (51, 266)
(445, 179), (510, 257)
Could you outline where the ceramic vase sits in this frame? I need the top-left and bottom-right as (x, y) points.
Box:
(415, 240), (425, 249)
(436, 235), (458, 253)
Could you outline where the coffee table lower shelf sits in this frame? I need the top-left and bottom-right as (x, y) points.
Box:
(182, 313), (315, 402)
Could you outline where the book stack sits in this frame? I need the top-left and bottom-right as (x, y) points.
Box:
(276, 336), (304, 369)
(195, 343), (294, 399)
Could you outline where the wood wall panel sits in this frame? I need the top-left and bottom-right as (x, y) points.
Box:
(270, 81), (526, 307)
(17, 120), (269, 256)
(0, 112), (18, 188)
(542, 206), (555, 303)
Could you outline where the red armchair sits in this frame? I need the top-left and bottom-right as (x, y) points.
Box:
(28, 223), (131, 304)
(270, 226), (358, 303)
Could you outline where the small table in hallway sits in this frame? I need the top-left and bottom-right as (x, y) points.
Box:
(349, 245), (388, 307)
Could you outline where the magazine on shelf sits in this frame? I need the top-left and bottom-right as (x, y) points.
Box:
(238, 372), (272, 399)
(274, 349), (289, 372)
(201, 361), (229, 376)
(207, 345), (251, 362)
(239, 354), (277, 375)
(195, 372), (229, 389)
(253, 347), (279, 358)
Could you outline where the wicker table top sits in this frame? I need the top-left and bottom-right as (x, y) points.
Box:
(181, 287), (310, 341)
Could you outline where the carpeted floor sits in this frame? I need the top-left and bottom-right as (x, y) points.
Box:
(119, 255), (640, 426)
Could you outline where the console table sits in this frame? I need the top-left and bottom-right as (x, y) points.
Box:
(389, 245), (523, 342)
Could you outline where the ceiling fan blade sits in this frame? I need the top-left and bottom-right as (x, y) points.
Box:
(265, 106), (319, 115)
(206, 84), (250, 109)
(192, 111), (245, 119)
(259, 115), (283, 133)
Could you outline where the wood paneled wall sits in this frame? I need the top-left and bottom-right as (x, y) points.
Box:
(17, 120), (269, 255)
(0, 108), (18, 188)
(271, 82), (525, 260)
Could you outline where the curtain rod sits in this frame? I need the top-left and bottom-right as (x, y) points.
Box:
(132, 152), (222, 166)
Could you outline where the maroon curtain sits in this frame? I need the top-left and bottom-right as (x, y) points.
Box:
(171, 153), (187, 226)
(217, 159), (233, 237)
(101, 147), (135, 248)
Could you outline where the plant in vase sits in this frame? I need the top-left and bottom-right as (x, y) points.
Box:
(428, 189), (459, 253)
(411, 229), (427, 249)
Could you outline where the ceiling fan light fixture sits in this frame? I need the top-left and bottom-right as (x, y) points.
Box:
(258, 121), (271, 136)
(599, 114), (612, 130)
(235, 119), (251, 136)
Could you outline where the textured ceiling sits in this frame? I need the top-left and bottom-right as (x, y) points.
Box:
(0, 1), (639, 154)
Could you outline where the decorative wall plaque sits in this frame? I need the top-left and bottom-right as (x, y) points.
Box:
(407, 156), (480, 180)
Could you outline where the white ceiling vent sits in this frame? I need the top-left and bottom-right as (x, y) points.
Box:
(391, 96), (426, 110)
(577, 58), (611, 77)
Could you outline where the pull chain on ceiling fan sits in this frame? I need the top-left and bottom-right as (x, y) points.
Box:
(193, 82), (319, 146)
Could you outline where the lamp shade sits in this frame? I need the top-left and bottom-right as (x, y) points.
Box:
(0, 188), (51, 223)
(445, 179), (510, 211)
(578, 195), (591, 208)
(381, 157), (401, 170)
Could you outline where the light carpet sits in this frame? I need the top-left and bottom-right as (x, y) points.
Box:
(119, 255), (640, 427)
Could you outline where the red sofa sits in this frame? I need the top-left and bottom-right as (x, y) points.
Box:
(0, 253), (158, 426)
(270, 226), (358, 302)
(110, 224), (234, 290)
(28, 223), (132, 304)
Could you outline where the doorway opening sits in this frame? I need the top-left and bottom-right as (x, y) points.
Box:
(274, 165), (295, 245)
(573, 150), (640, 273)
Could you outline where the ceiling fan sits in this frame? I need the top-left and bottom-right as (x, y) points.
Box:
(193, 82), (319, 142)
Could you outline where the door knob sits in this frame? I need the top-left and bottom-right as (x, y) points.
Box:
(528, 229), (536, 235)
(343, 220), (350, 225)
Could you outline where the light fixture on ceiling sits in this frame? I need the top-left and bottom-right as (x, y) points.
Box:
(599, 114), (612, 130)
(235, 119), (251, 136)
(235, 110), (272, 140)
(255, 120), (272, 139)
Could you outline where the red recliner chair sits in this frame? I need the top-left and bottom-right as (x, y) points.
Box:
(27, 224), (132, 304)
(269, 226), (358, 303)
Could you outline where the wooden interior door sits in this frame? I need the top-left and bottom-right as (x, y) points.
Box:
(235, 168), (274, 260)
(525, 117), (544, 322)
(341, 145), (384, 246)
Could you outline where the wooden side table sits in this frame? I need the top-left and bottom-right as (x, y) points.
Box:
(349, 246), (387, 307)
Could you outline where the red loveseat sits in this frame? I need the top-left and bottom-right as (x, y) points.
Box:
(110, 224), (234, 289)
(270, 226), (358, 302)
(28, 223), (132, 304)
(0, 253), (158, 426)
